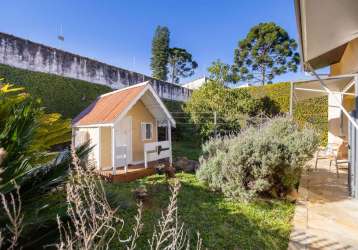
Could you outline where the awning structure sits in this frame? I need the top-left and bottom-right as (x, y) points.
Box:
(293, 75), (355, 102)
(290, 74), (358, 131)
(294, 0), (358, 69)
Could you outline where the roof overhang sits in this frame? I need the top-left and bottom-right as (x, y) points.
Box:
(294, 0), (358, 70)
(293, 75), (356, 102)
(73, 82), (176, 128)
(134, 85), (176, 128)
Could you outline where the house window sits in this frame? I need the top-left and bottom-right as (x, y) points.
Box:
(141, 122), (153, 140)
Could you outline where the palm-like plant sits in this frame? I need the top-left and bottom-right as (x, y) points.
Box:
(0, 82), (73, 193)
(0, 81), (91, 248)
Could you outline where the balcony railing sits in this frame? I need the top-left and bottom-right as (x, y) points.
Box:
(144, 141), (171, 168)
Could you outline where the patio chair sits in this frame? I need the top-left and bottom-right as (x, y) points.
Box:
(314, 142), (349, 177)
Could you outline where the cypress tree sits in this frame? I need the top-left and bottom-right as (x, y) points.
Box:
(150, 26), (170, 81)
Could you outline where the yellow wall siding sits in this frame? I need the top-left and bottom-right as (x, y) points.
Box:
(342, 95), (356, 140)
(331, 38), (358, 76)
(127, 100), (157, 162)
(100, 127), (112, 169)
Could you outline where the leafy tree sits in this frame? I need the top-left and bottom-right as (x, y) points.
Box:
(234, 22), (300, 85)
(168, 47), (198, 84)
(150, 26), (170, 81)
(184, 80), (279, 137)
(207, 60), (237, 86)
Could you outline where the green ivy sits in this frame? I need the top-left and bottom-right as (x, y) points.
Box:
(0, 64), (113, 118)
(0, 64), (195, 139)
(247, 82), (328, 145)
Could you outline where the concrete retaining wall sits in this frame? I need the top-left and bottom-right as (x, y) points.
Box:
(0, 32), (191, 101)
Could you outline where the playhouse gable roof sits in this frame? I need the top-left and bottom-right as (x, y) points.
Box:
(73, 82), (175, 127)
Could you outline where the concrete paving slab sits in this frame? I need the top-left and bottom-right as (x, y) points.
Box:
(288, 159), (358, 250)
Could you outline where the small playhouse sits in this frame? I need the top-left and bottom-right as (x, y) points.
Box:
(72, 81), (176, 180)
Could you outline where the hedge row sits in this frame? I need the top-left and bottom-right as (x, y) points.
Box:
(0, 64), (113, 118)
(0, 64), (327, 143)
(247, 82), (328, 144)
(0, 63), (189, 123)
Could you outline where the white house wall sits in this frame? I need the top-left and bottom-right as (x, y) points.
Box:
(75, 127), (100, 169)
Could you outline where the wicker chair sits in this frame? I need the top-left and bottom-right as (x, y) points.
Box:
(314, 142), (349, 177)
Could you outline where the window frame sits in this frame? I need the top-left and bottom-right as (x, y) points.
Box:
(141, 122), (153, 141)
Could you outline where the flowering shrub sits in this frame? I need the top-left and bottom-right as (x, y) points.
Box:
(197, 117), (318, 201)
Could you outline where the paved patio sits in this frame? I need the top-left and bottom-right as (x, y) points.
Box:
(288, 158), (358, 250)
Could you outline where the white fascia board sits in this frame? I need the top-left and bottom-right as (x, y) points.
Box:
(100, 81), (149, 98)
(73, 123), (114, 128)
(294, 87), (355, 96)
(112, 84), (176, 128)
(147, 85), (176, 127)
(112, 85), (151, 127)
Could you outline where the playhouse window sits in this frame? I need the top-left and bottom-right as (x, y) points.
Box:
(142, 122), (153, 140)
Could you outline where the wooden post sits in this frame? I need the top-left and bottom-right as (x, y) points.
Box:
(354, 75), (358, 198)
(214, 111), (217, 137)
(144, 150), (148, 168)
(289, 81), (294, 116)
(167, 119), (172, 166)
(111, 126), (116, 175)
(124, 146), (128, 173)
(98, 127), (101, 171)
(71, 128), (76, 150)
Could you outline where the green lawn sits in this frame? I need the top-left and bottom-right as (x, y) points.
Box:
(105, 173), (294, 250)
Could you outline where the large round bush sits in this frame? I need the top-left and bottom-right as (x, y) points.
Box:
(196, 117), (318, 201)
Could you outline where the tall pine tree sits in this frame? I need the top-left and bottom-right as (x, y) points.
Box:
(234, 22), (299, 85)
(168, 47), (198, 84)
(150, 26), (170, 81)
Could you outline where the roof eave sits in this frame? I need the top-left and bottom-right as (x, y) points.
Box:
(294, 0), (306, 70)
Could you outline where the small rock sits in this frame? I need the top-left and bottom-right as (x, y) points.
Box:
(165, 165), (176, 178)
(174, 156), (199, 173)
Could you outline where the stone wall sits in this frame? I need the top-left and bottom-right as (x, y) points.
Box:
(0, 32), (191, 102)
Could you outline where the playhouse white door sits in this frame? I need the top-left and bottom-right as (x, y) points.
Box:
(116, 116), (132, 165)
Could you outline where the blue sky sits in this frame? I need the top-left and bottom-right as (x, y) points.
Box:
(1, 0), (309, 85)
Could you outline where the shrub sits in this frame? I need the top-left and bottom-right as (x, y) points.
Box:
(184, 81), (280, 138)
(0, 64), (199, 145)
(197, 117), (319, 201)
(163, 99), (200, 142)
(0, 64), (112, 118)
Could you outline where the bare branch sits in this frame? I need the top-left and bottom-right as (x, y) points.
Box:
(0, 184), (24, 250)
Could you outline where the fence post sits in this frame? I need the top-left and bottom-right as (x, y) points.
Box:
(214, 111), (217, 137)
(289, 81), (294, 116)
(167, 119), (173, 166)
